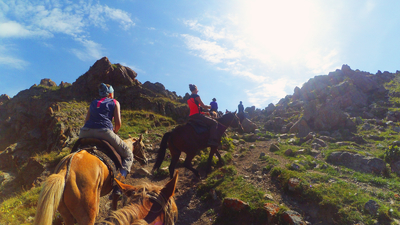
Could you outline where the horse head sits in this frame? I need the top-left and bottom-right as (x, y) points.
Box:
(130, 134), (148, 166)
(108, 171), (179, 225)
(219, 111), (243, 131)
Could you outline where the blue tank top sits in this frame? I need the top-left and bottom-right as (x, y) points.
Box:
(84, 97), (116, 130)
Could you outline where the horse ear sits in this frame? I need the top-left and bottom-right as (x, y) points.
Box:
(160, 171), (179, 199)
(114, 178), (137, 197)
(139, 134), (143, 142)
(234, 110), (237, 114)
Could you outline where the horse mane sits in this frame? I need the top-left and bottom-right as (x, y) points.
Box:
(105, 182), (177, 225)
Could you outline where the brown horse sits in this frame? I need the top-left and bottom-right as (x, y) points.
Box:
(152, 112), (242, 179)
(34, 135), (148, 225)
(101, 171), (179, 225)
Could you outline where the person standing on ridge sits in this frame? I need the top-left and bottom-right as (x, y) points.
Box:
(187, 84), (219, 146)
(238, 101), (244, 114)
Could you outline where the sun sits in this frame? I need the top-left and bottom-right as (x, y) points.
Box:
(239, 0), (318, 62)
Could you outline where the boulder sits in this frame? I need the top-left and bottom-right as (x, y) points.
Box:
(327, 151), (386, 174)
(40, 78), (57, 87)
(265, 117), (285, 133)
(263, 203), (280, 224)
(241, 118), (257, 133)
(289, 118), (311, 138)
(223, 198), (249, 211)
(313, 105), (349, 131)
(282, 210), (307, 225)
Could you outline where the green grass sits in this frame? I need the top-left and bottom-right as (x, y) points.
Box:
(119, 110), (175, 139)
(197, 165), (266, 208)
(33, 147), (71, 167)
(270, 167), (400, 224)
(0, 186), (41, 224)
(197, 165), (270, 224)
(259, 155), (279, 172)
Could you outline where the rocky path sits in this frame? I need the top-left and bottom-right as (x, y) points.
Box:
(96, 137), (392, 224)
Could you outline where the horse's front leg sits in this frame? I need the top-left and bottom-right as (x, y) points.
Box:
(206, 147), (218, 175)
(183, 153), (201, 179)
(214, 149), (224, 167)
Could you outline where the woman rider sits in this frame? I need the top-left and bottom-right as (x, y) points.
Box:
(187, 84), (219, 146)
(79, 83), (133, 195)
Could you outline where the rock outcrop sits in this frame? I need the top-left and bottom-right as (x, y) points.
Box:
(259, 64), (395, 140)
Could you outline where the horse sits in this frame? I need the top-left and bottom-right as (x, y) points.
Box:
(152, 112), (242, 179)
(34, 135), (148, 225)
(100, 171), (179, 225)
(210, 110), (218, 118)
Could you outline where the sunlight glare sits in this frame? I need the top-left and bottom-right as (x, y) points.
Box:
(240, 0), (317, 62)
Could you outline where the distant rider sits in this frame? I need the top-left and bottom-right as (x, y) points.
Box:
(210, 98), (218, 114)
(187, 84), (219, 146)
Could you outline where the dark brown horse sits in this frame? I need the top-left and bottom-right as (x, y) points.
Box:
(101, 171), (179, 225)
(34, 136), (148, 225)
(152, 112), (242, 179)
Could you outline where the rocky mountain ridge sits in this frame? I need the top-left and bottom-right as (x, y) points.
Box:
(249, 64), (398, 141)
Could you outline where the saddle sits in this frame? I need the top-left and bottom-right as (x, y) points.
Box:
(187, 118), (209, 134)
(71, 138), (123, 179)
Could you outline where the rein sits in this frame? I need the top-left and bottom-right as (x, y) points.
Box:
(217, 113), (237, 129)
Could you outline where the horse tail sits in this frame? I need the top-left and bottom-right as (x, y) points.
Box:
(152, 131), (172, 172)
(34, 173), (65, 225)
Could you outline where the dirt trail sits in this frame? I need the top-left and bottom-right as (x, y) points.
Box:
(96, 138), (290, 224)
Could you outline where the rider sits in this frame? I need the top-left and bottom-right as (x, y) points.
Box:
(210, 98), (218, 114)
(187, 84), (219, 146)
(79, 83), (133, 182)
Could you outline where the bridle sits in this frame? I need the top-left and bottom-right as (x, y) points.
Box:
(132, 141), (147, 163)
(217, 113), (240, 129)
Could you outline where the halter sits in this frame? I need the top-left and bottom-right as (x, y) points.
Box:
(132, 141), (147, 163)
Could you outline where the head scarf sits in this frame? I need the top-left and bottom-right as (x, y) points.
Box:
(99, 83), (114, 97)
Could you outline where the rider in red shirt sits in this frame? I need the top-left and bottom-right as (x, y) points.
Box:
(187, 84), (219, 146)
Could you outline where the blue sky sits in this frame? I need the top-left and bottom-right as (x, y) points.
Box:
(1, 0), (400, 112)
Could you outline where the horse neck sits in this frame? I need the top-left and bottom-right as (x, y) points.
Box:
(217, 114), (233, 132)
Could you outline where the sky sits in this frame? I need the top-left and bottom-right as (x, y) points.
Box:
(1, 0), (400, 112)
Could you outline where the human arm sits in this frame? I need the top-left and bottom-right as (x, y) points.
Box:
(113, 101), (122, 133)
(84, 108), (90, 123)
(195, 96), (211, 109)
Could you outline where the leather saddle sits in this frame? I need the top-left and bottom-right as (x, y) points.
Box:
(187, 118), (209, 134)
(71, 138), (123, 178)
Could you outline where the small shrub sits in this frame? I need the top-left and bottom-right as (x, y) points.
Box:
(384, 145), (400, 163)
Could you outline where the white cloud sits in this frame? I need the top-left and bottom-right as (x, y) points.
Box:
(33, 7), (85, 37)
(1, 0), (135, 64)
(71, 38), (103, 61)
(0, 20), (52, 38)
(103, 5), (134, 30)
(120, 62), (145, 74)
(181, 34), (240, 63)
(305, 49), (339, 74)
(245, 78), (293, 107)
(0, 55), (29, 69)
(183, 19), (226, 40)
